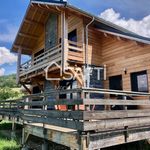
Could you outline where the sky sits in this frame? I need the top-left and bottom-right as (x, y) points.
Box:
(0, 0), (150, 76)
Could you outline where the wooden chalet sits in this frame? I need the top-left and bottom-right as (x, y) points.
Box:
(1, 0), (150, 149)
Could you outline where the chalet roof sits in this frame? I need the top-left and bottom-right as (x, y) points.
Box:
(67, 4), (150, 44)
(11, 0), (150, 54)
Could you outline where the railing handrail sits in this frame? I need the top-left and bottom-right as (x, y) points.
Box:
(20, 43), (62, 68)
(82, 88), (150, 96)
(20, 60), (31, 68)
(22, 88), (150, 99)
(68, 40), (83, 47)
(34, 43), (61, 60)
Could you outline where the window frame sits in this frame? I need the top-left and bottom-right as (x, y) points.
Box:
(130, 70), (149, 92)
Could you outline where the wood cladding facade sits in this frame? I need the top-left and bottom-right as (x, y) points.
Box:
(101, 36), (150, 91)
(16, 4), (150, 92)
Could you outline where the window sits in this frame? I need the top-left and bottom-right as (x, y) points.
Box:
(131, 70), (148, 92)
(68, 29), (77, 42)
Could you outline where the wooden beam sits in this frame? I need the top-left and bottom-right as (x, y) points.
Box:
(21, 115), (83, 131)
(61, 11), (69, 71)
(31, 3), (61, 15)
(22, 84), (32, 94)
(19, 99), (83, 107)
(104, 33), (108, 37)
(16, 48), (22, 84)
(89, 127), (150, 149)
(84, 116), (150, 131)
(68, 68), (83, 86)
(24, 19), (44, 27)
(83, 99), (150, 106)
(82, 88), (150, 96)
(14, 45), (32, 52)
(25, 125), (79, 150)
(83, 109), (150, 120)
(19, 110), (83, 120)
(18, 33), (39, 40)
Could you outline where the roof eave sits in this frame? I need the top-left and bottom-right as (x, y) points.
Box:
(66, 4), (150, 45)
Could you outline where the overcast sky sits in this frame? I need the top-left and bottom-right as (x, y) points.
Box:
(0, 0), (150, 76)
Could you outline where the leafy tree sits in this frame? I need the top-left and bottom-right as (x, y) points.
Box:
(0, 88), (21, 100)
(0, 74), (19, 88)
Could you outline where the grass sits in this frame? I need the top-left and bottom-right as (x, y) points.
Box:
(0, 137), (20, 150)
(0, 121), (21, 150)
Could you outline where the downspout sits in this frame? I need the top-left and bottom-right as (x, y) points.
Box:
(85, 17), (95, 88)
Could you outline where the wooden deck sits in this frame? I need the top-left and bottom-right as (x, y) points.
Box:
(1, 88), (150, 149)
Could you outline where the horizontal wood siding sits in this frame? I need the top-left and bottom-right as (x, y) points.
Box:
(101, 36), (150, 91)
(68, 15), (83, 43)
(88, 29), (102, 66)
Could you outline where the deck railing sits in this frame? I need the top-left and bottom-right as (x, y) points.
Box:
(0, 88), (150, 132)
(20, 44), (62, 76)
(19, 41), (84, 77)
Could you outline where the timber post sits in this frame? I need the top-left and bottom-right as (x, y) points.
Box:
(61, 10), (68, 71)
(21, 98), (29, 150)
(42, 140), (49, 150)
(16, 47), (22, 84)
(11, 117), (16, 140)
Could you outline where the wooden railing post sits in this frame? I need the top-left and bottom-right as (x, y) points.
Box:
(84, 92), (90, 111)
(123, 95), (127, 110)
(61, 11), (68, 71)
(24, 97), (29, 110)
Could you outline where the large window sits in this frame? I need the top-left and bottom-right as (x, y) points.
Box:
(130, 70), (148, 92)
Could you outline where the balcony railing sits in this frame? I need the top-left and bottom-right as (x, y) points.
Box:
(68, 40), (84, 63)
(20, 44), (62, 77)
(19, 41), (84, 77)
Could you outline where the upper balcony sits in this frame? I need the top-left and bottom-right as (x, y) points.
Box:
(19, 40), (84, 78)
(11, 2), (86, 83)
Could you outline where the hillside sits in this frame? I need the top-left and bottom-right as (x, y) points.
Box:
(0, 74), (23, 100)
(0, 74), (19, 88)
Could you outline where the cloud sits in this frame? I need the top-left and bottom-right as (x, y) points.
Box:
(0, 68), (5, 76)
(0, 47), (17, 66)
(0, 47), (17, 76)
(99, 8), (150, 38)
(0, 20), (18, 43)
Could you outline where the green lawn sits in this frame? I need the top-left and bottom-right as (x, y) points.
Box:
(0, 137), (20, 150)
(0, 121), (21, 150)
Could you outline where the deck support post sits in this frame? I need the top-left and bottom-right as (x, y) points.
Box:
(61, 11), (68, 71)
(16, 47), (22, 84)
(79, 136), (89, 150)
(42, 140), (49, 150)
(11, 117), (16, 140)
(21, 123), (29, 150)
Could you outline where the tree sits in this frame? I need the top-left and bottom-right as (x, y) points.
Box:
(0, 88), (20, 100)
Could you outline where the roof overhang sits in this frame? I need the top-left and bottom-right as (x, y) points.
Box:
(11, 0), (150, 54)
(11, 1), (66, 55)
